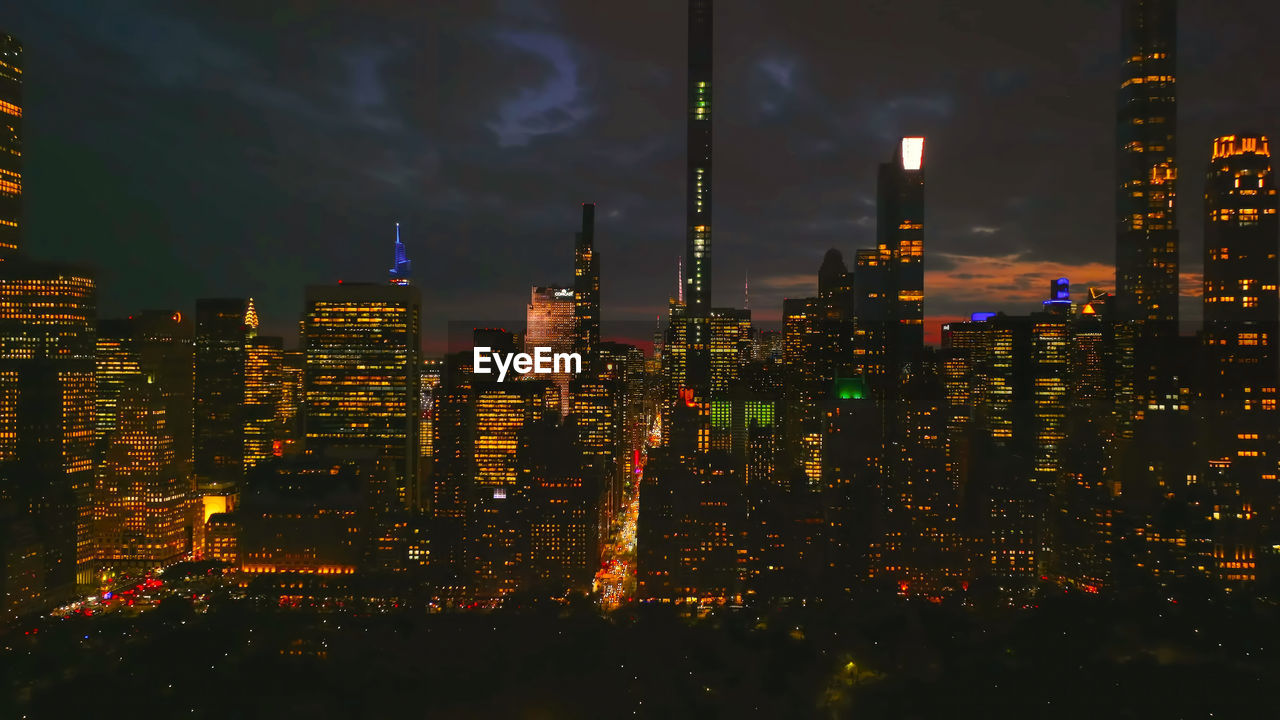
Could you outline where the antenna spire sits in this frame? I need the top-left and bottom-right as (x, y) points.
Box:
(678, 256), (684, 304)
(390, 221), (411, 285)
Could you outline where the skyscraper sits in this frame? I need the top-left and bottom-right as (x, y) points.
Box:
(95, 319), (142, 446)
(95, 311), (194, 471)
(877, 137), (926, 375)
(95, 379), (190, 569)
(194, 298), (250, 495)
(573, 204), (599, 364)
(686, 0), (713, 314)
(1202, 134), (1278, 411)
(243, 335), (284, 470)
(302, 283), (421, 512)
(527, 285), (575, 412)
(1115, 0), (1178, 328)
(1201, 134), (1277, 588)
(93, 310), (198, 558)
(0, 259), (96, 597)
(470, 380), (549, 600)
(0, 33), (20, 260)
(277, 349), (305, 446)
(524, 417), (597, 593)
(680, 0), (714, 397)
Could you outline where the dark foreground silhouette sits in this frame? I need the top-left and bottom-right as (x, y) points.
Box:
(4, 585), (1275, 719)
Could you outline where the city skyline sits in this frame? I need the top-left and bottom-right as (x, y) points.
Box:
(5, 3), (1280, 716)
(7, 1), (1280, 348)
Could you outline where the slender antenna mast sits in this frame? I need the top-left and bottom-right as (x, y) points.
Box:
(677, 256), (684, 304)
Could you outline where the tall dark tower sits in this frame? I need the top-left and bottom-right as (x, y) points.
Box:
(877, 137), (926, 374)
(681, 0), (714, 395)
(194, 298), (249, 495)
(1115, 0), (1178, 328)
(686, 0), (713, 313)
(574, 203), (599, 364)
(0, 33), (22, 259)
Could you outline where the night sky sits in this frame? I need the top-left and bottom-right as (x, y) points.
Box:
(9, 0), (1280, 348)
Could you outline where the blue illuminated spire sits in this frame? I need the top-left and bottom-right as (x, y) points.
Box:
(389, 222), (411, 285)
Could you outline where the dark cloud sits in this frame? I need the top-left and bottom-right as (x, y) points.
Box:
(8, 0), (1280, 349)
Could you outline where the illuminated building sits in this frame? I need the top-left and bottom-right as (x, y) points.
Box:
(817, 249), (859, 380)
(0, 258), (96, 597)
(782, 297), (823, 464)
(640, 447), (745, 605)
(637, 449), (677, 601)
(571, 375), (618, 530)
(598, 341), (645, 518)
(526, 285), (575, 412)
(276, 349), (305, 448)
(95, 319), (142, 446)
(680, 0), (714, 395)
(1115, 0), (1180, 431)
(0, 519), (43, 622)
(1031, 311), (1069, 491)
(1055, 415), (1115, 591)
(845, 137), (926, 410)
(243, 336), (284, 470)
(1068, 300), (1111, 416)
(1115, 0), (1178, 329)
(423, 351), (475, 589)
(660, 300), (691, 440)
(685, 0), (713, 315)
(709, 307), (750, 396)
(713, 387), (783, 594)
(470, 380), (549, 600)
(573, 204), (599, 363)
(752, 329), (783, 363)
(431, 350), (475, 531)
(882, 362), (963, 598)
(94, 312), (198, 566)
(1200, 459), (1258, 586)
(942, 314), (1039, 595)
(134, 311), (194, 473)
(820, 377), (883, 594)
(238, 459), (363, 575)
(1200, 134), (1277, 589)
(419, 357), (441, 489)
(944, 298), (1123, 595)
(1054, 298), (1117, 589)
(204, 512), (238, 565)
(95, 379), (191, 569)
(388, 222), (411, 285)
(875, 137), (926, 384)
(1029, 307), (1072, 580)
(0, 33), (19, 259)
(302, 283), (420, 513)
(194, 298), (250, 494)
(1202, 134), (1277, 418)
(853, 248), (889, 384)
(640, 377), (746, 605)
(524, 418), (597, 593)
(599, 341), (647, 479)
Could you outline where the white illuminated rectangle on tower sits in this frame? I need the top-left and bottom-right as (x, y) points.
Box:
(901, 137), (924, 170)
